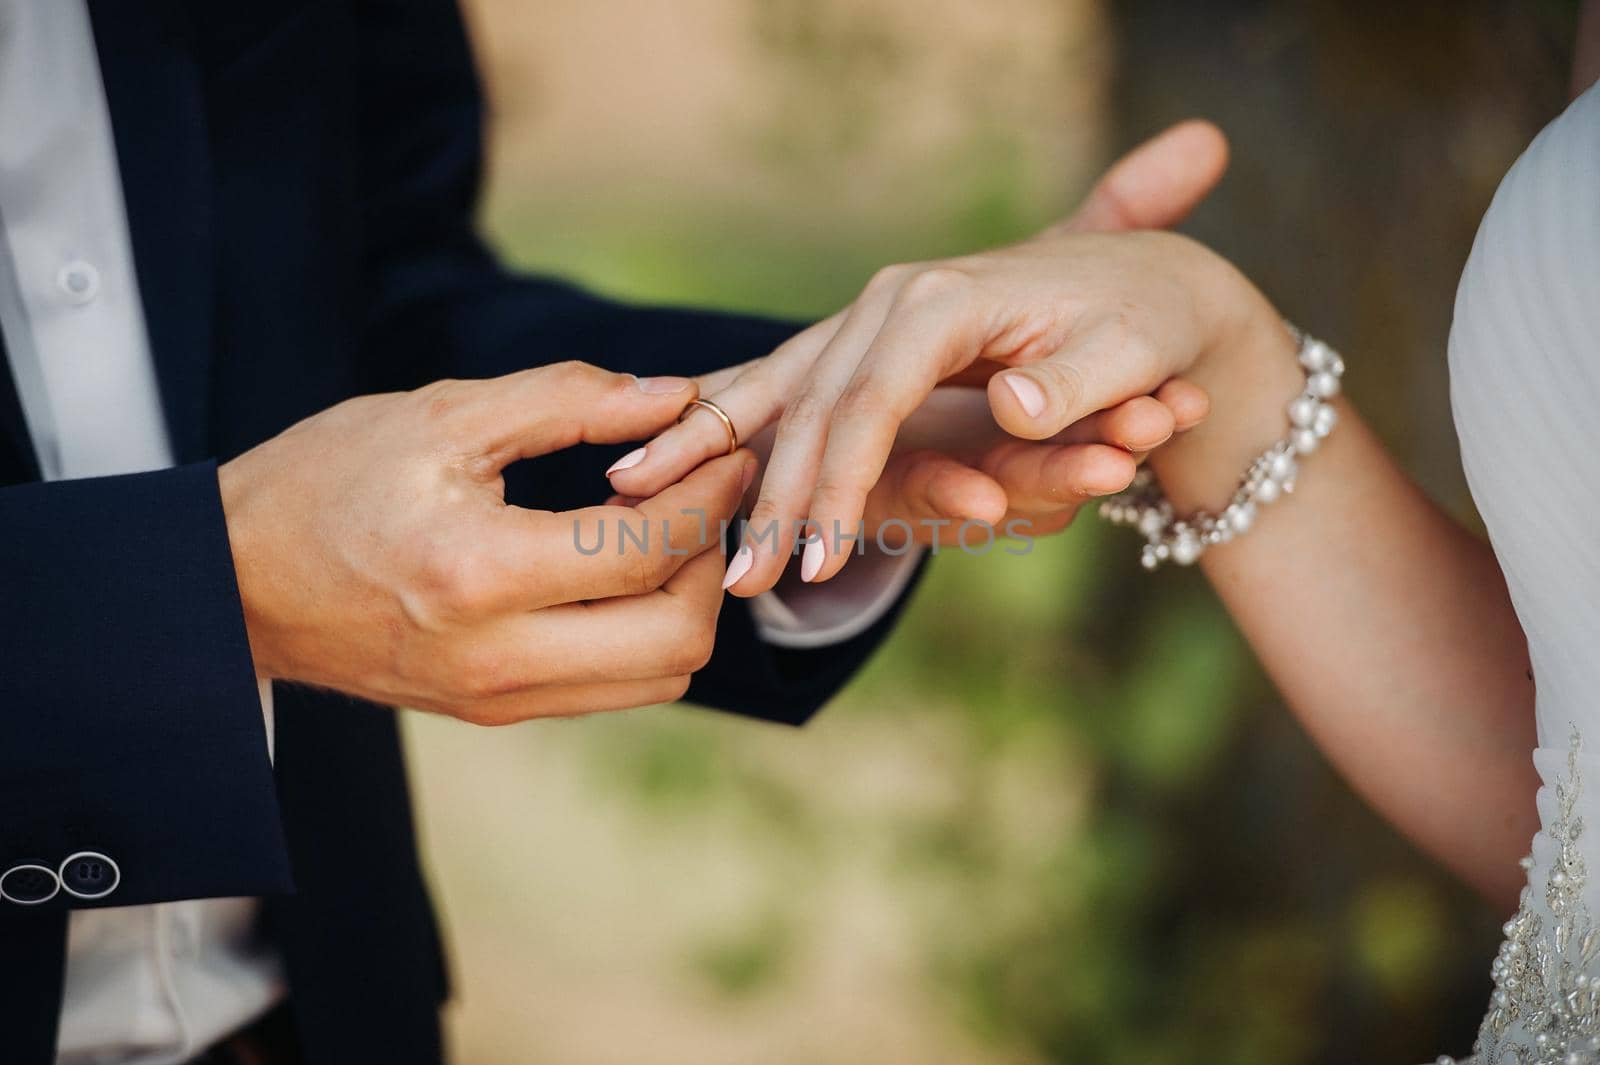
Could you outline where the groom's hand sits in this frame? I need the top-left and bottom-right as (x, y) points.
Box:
(219, 363), (754, 724)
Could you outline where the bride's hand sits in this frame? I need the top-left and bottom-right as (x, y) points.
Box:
(612, 121), (1269, 591)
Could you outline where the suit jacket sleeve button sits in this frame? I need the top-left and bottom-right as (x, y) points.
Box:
(59, 851), (120, 900)
(0, 862), (62, 905)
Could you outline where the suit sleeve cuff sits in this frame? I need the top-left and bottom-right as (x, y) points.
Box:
(0, 462), (292, 909)
(748, 547), (924, 650)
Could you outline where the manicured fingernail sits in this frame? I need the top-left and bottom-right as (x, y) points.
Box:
(722, 544), (754, 590)
(800, 537), (825, 583)
(1004, 374), (1046, 418)
(636, 376), (691, 394)
(606, 447), (647, 476)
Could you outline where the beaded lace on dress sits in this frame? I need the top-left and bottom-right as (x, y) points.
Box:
(1438, 733), (1600, 1065)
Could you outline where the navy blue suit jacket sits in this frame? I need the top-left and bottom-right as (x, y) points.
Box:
(0, 3), (912, 1061)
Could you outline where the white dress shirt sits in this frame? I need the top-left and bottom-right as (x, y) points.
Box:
(0, 2), (917, 1061)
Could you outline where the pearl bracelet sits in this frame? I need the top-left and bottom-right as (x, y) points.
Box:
(1099, 325), (1344, 571)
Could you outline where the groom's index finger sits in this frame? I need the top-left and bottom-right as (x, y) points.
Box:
(455, 361), (698, 470)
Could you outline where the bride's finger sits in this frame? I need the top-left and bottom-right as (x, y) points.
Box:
(864, 450), (1007, 547)
(1049, 120), (1230, 236)
(863, 451), (1085, 549)
(1048, 395), (1176, 453)
(685, 361), (748, 398)
(606, 362), (770, 488)
(1155, 377), (1210, 431)
(988, 319), (1171, 440)
(896, 384), (1199, 459)
(606, 314), (842, 496)
(983, 503), (1081, 544)
(728, 280), (909, 596)
(979, 440), (1138, 513)
(800, 337), (1173, 586)
(795, 288), (985, 585)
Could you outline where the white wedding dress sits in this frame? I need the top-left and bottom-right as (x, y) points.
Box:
(1439, 78), (1600, 1063)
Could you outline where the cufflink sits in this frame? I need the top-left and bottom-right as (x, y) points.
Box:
(59, 851), (120, 901)
(0, 862), (61, 905)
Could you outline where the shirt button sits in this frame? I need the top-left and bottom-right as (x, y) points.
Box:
(56, 260), (101, 305)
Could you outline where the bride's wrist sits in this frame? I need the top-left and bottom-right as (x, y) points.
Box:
(1148, 299), (1304, 513)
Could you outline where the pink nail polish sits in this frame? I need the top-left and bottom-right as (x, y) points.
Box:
(606, 447), (647, 476)
(1004, 374), (1047, 418)
(636, 376), (691, 395)
(800, 538), (825, 583)
(722, 544), (754, 590)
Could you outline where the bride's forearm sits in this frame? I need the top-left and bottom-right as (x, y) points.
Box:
(1149, 322), (1537, 908)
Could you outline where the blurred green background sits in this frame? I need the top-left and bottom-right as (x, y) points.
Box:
(401, 3), (1578, 1062)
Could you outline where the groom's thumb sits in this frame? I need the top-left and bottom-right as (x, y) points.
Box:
(1051, 119), (1229, 236)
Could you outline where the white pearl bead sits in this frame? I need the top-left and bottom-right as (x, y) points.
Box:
(1288, 395), (1318, 428)
(1299, 338), (1330, 372)
(1307, 371), (1341, 399)
(1120, 329), (1344, 574)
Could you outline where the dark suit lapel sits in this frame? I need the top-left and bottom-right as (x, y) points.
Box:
(85, 0), (216, 464)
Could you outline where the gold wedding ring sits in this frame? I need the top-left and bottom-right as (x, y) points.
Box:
(680, 398), (739, 456)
